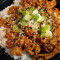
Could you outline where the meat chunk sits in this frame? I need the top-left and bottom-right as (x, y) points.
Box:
(55, 27), (60, 36)
(24, 27), (33, 36)
(8, 6), (18, 14)
(34, 45), (41, 55)
(12, 46), (23, 56)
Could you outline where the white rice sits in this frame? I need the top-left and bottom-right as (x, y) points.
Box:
(0, 0), (32, 60)
(0, 26), (7, 48)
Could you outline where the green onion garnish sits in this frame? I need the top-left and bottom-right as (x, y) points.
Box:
(15, 20), (18, 24)
(13, 25), (23, 33)
(18, 10), (21, 13)
(29, 7), (34, 11)
(40, 11), (44, 14)
(21, 10), (26, 16)
(24, 14), (32, 21)
(13, 25), (18, 30)
(50, 35), (53, 39)
(31, 14), (39, 21)
(20, 21), (26, 28)
(46, 13), (48, 15)
(18, 10), (26, 16)
(42, 15), (47, 19)
(40, 33), (45, 38)
(41, 24), (51, 33)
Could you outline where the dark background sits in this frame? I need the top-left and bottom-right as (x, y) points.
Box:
(0, 0), (60, 60)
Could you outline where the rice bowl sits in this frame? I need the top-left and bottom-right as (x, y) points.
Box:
(0, 0), (60, 60)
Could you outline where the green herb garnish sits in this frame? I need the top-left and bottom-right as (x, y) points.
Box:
(41, 24), (51, 33)
(19, 10), (26, 16)
(21, 10), (26, 16)
(13, 25), (23, 33)
(24, 14), (32, 21)
(50, 35), (53, 39)
(40, 33), (45, 38)
(31, 14), (39, 21)
(15, 20), (18, 24)
(18, 10), (21, 13)
(20, 21), (26, 28)
(46, 13), (48, 15)
(29, 7), (34, 11)
(40, 11), (44, 14)
(42, 15), (47, 19)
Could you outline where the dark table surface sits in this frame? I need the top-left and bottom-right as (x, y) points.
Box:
(0, 0), (60, 60)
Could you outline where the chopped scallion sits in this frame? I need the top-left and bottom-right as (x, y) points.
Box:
(40, 33), (45, 38)
(29, 7), (34, 11)
(50, 35), (53, 39)
(26, 10), (32, 14)
(21, 17), (26, 22)
(13, 25), (23, 33)
(41, 24), (51, 33)
(45, 31), (52, 37)
(24, 14), (32, 21)
(31, 14), (39, 21)
(18, 10), (21, 13)
(21, 10), (26, 16)
(42, 15), (47, 19)
(46, 13), (48, 15)
(15, 20), (18, 24)
(13, 25), (18, 30)
(40, 11), (44, 14)
(20, 21), (26, 28)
